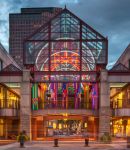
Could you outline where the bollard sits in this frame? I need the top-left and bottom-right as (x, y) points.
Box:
(84, 138), (89, 147)
(127, 136), (130, 148)
(54, 139), (59, 147)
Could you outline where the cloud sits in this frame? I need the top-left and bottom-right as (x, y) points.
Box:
(59, 0), (79, 4)
(0, 0), (130, 68)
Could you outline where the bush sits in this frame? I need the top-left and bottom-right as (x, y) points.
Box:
(100, 132), (111, 143)
(17, 133), (29, 142)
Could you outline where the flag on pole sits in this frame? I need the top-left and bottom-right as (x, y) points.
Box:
(74, 82), (78, 109)
(62, 83), (67, 108)
(77, 83), (82, 108)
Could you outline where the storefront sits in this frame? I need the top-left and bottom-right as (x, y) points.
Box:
(32, 114), (98, 140)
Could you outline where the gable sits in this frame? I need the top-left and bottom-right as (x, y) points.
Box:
(1, 64), (22, 72)
(26, 8), (105, 41)
(24, 8), (108, 71)
(114, 44), (130, 69)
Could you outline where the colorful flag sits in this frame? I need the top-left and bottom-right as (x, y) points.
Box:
(77, 83), (82, 108)
(62, 83), (67, 108)
(50, 83), (57, 108)
(77, 83), (82, 100)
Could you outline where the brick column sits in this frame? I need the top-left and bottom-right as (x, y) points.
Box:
(99, 69), (111, 138)
(20, 69), (31, 140)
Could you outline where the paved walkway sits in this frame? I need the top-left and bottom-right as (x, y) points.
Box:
(0, 141), (128, 150)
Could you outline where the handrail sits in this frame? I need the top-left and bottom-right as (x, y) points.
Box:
(33, 100), (96, 110)
(0, 99), (20, 109)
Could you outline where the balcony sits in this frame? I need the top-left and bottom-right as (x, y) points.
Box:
(32, 101), (98, 116)
(0, 99), (20, 117)
(33, 100), (97, 109)
(112, 108), (130, 117)
(0, 108), (19, 116)
(32, 109), (98, 116)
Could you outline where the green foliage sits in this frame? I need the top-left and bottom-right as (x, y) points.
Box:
(100, 132), (111, 143)
(17, 134), (29, 142)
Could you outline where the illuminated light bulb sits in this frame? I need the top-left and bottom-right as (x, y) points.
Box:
(64, 118), (67, 121)
(63, 113), (68, 117)
(59, 124), (62, 129)
(84, 122), (87, 128)
(49, 121), (51, 126)
(53, 123), (57, 129)
(64, 124), (67, 128)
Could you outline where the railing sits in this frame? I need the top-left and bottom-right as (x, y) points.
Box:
(34, 100), (96, 110)
(112, 108), (130, 116)
(110, 100), (130, 109)
(0, 99), (20, 109)
(0, 109), (19, 116)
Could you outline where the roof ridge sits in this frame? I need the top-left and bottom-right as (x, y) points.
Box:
(114, 43), (130, 66)
(110, 62), (129, 71)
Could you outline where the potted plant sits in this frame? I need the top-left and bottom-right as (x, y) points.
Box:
(100, 132), (111, 144)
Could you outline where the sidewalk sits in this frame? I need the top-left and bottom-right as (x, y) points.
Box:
(0, 142), (18, 150)
(0, 141), (127, 150)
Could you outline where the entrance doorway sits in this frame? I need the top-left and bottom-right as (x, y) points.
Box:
(46, 119), (87, 137)
(32, 115), (98, 140)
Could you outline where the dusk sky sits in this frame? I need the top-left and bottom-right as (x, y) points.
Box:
(0, 0), (130, 68)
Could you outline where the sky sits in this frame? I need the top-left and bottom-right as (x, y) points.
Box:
(0, 0), (130, 68)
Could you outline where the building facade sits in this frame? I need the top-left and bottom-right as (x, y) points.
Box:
(9, 7), (62, 67)
(0, 7), (130, 140)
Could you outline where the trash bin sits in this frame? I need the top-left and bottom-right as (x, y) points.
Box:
(85, 138), (89, 147)
(54, 139), (59, 147)
(127, 136), (130, 148)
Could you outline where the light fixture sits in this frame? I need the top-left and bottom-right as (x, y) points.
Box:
(63, 118), (68, 121)
(63, 113), (68, 117)
(53, 122), (57, 129)
(48, 121), (51, 126)
(59, 124), (62, 129)
(84, 122), (87, 128)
